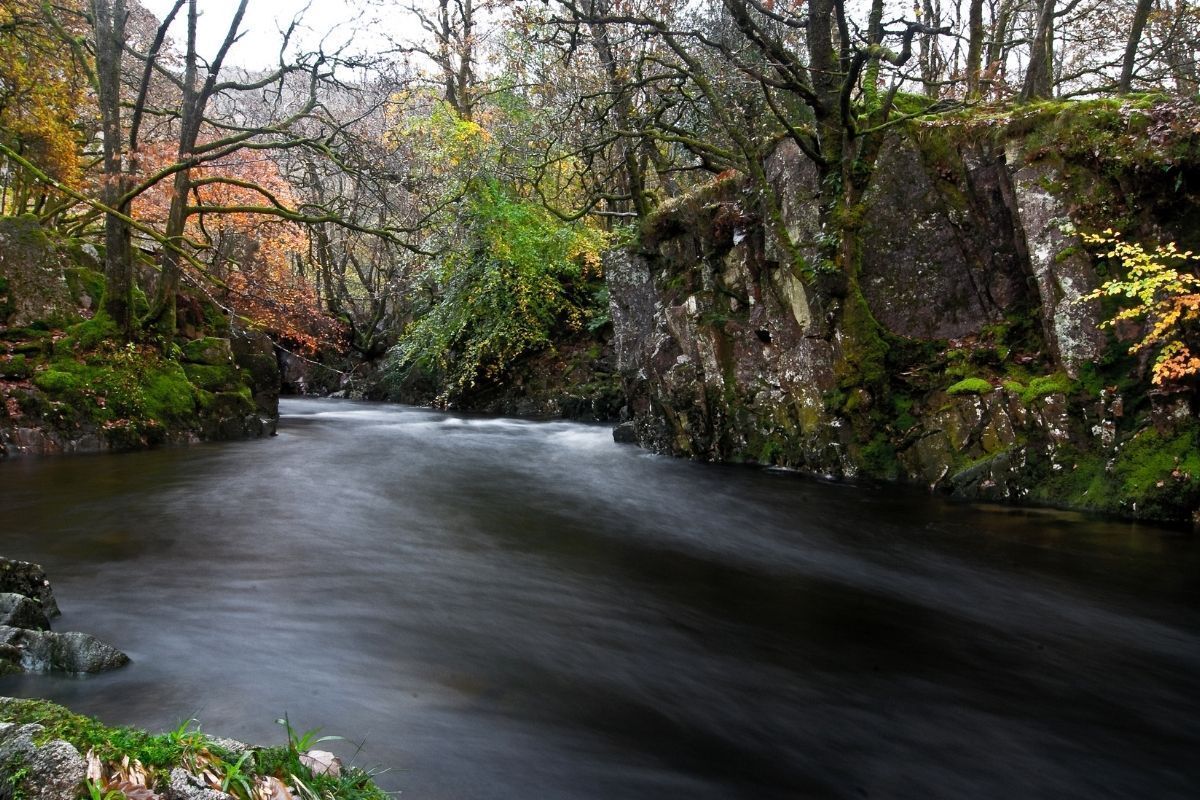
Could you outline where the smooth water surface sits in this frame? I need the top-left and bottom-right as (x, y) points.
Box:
(1, 398), (1198, 799)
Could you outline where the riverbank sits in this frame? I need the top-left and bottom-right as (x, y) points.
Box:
(0, 216), (280, 458)
(0, 697), (387, 800)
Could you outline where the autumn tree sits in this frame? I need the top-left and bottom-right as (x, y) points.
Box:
(0, 0), (90, 217)
(16, 0), (404, 344)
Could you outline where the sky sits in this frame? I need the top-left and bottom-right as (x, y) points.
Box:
(140, 0), (423, 69)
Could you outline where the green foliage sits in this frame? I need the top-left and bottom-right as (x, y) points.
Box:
(84, 779), (124, 800)
(585, 286), (611, 333)
(947, 377), (993, 395)
(388, 181), (609, 401)
(858, 433), (899, 479)
(219, 751), (255, 800)
(276, 716), (342, 755)
(2, 753), (30, 800)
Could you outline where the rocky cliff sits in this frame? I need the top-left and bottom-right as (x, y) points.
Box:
(608, 99), (1200, 523)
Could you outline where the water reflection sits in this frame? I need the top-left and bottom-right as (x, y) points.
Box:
(0, 398), (1197, 799)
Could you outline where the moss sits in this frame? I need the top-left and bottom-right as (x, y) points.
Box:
(0, 275), (12, 323)
(1054, 245), (1082, 263)
(0, 698), (192, 771)
(858, 433), (900, 479)
(1020, 372), (1071, 404)
(59, 315), (121, 352)
(63, 266), (105, 309)
(947, 377), (993, 396)
(180, 337), (234, 365)
(892, 393), (918, 431)
(1030, 423), (1200, 521)
(1110, 425), (1200, 520)
(183, 363), (243, 393)
(835, 283), (889, 391)
(890, 91), (936, 117)
(0, 699), (388, 800)
(0, 354), (29, 379)
(31, 344), (198, 435)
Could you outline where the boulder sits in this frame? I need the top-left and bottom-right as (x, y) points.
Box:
(612, 421), (638, 443)
(0, 559), (60, 618)
(0, 593), (50, 631)
(180, 337), (235, 367)
(0, 626), (129, 674)
(0, 722), (86, 800)
(0, 216), (76, 328)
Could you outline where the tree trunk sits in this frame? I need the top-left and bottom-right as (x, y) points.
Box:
(985, 0), (1016, 93)
(1020, 0), (1056, 102)
(149, 0), (201, 336)
(92, 0), (134, 336)
(965, 0), (984, 98)
(1119, 0), (1155, 92)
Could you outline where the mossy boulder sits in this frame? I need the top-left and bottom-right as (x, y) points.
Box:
(180, 337), (234, 366)
(0, 355), (28, 380)
(183, 363), (244, 393)
(0, 216), (77, 328)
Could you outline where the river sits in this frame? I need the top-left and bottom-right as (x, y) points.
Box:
(1, 398), (1198, 799)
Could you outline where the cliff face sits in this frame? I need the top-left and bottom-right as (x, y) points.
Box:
(608, 100), (1200, 523)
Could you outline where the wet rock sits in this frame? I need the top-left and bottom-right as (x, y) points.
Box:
(607, 117), (1199, 520)
(230, 331), (280, 433)
(612, 421), (637, 443)
(0, 560), (60, 618)
(860, 137), (1027, 339)
(1006, 150), (1105, 377)
(0, 722), (86, 800)
(0, 626), (129, 674)
(0, 593), (51, 631)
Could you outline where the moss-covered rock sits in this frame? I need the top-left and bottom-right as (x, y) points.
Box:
(0, 216), (78, 328)
(180, 337), (234, 366)
(609, 98), (1200, 522)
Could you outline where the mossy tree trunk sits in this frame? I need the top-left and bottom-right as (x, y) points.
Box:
(92, 0), (134, 337)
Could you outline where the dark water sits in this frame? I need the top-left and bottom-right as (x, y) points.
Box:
(1, 399), (1198, 799)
